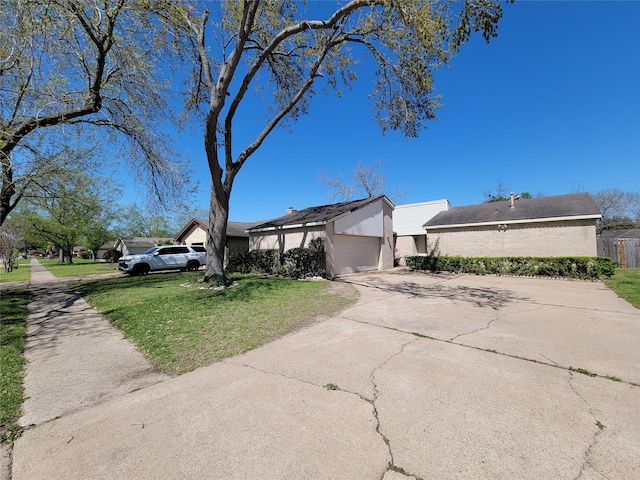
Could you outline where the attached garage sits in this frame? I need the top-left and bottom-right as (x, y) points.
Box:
(333, 234), (381, 275)
(248, 195), (395, 277)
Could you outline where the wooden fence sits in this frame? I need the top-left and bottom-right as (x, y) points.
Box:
(598, 237), (640, 268)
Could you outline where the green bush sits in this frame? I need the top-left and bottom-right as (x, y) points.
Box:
(103, 249), (122, 263)
(405, 255), (616, 280)
(227, 249), (280, 274)
(227, 239), (326, 279)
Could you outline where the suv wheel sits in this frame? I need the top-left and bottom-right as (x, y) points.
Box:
(186, 260), (200, 271)
(133, 263), (150, 276)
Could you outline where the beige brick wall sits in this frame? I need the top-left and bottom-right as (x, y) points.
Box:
(380, 201), (395, 270)
(427, 220), (598, 257)
(249, 226), (326, 253)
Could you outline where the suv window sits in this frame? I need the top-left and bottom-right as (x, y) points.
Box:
(190, 245), (206, 252)
(174, 246), (190, 254)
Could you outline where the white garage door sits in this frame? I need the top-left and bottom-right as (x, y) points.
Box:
(333, 234), (380, 275)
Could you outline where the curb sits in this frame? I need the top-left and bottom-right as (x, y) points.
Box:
(0, 443), (12, 480)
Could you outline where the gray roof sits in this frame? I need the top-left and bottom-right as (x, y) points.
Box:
(249, 196), (390, 231)
(424, 193), (601, 229)
(175, 219), (264, 240)
(119, 236), (173, 247)
(226, 221), (264, 237)
(598, 229), (640, 240)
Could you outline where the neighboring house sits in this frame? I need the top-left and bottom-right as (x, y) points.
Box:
(423, 192), (602, 257)
(96, 241), (116, 260)
(597, 229), (640, 268)
(174, 218), (263, 257)
(72, 246), (88, 258)
(247, 195), (395, 277)
(115, 237), (174, 257)
(394, 199), (450, 262)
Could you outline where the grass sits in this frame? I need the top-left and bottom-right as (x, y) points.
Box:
(38, 257), (120, 277)
(0, 289), (30, 443)
(0, 259), (31, 283)
(72, 272), (358, 374)
(604, 268), (640, 309)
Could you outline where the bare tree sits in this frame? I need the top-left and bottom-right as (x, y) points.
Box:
(482, 179), (511, 203)
(319, 159), (406, 202)
(177, 0), (510, 283)
(592, 188), (640, 230)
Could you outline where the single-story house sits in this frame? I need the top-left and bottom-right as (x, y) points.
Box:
(247, 195), (395, 277)
(96, 241), (117, 260)
(115, 236), (174, 257)
(394, 199), (450, 262)
(423, 192), (602, 257)
(174, 218), (263, 257)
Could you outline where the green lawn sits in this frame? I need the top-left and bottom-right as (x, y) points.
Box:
(0, 289), (30, 443)
(38, 257), (119, 277)
(0, 259), (31, 283)
(72, 272), (358, 374)
(604, 268), (640, 309)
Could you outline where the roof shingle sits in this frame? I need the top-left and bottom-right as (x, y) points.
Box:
(248, 196), (388, 231)
(424, 192), (601, 228)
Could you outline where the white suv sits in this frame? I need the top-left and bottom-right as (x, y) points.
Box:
(118, 245), (206, 275)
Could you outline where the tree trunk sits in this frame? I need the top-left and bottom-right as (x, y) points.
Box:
(203, 182), (230, 284)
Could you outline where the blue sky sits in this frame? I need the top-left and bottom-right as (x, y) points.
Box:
(131, 0), (640, 222)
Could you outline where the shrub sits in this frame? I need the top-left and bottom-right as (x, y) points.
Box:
(227, 249), (280, 274)
(405, 255), (616, 280)
(227, 251), (253, 274)
(228, 239), (326, 279)
(103, 249), (122, 263)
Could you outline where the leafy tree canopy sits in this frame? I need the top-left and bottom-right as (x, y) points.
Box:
(0, 0), (193, 225)
(176, 0), (511, 281)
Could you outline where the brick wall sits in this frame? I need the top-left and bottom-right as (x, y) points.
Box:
(249, 226), (326, 253)
(427, 220), (598, 257)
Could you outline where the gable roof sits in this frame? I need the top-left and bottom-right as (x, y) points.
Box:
(248, 195), (393, 232)
(115, 236), (174, 248)
(424, 193), (601, 229)
(174, 218), (264, 242)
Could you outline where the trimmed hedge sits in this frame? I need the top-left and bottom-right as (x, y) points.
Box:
(405, 255), (615, 280)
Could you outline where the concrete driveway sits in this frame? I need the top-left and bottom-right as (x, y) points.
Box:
(11, 269), (640, 479)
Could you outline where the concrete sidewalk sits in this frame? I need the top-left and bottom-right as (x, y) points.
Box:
(18, 259), (170, 427)
(8, 267), (640, 479)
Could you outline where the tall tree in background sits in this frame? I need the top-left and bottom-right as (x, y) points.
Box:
(179, 0), (510, 283)
(592, 188), (640, 230)
(0, 0), (190, 226)
(482, 179), (537, 203)
(319, 159), (406, 203)
(15, 171), (115, 263)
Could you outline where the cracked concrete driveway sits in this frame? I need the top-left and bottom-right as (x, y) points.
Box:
(11, 269), (640, 479)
